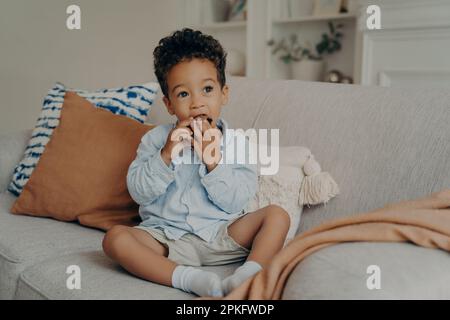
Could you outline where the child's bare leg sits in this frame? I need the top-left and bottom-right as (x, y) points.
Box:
(222, 204), (290, 294)
(228, 204), (290, 266)
(102, 225), (176, 286)
(103, 225), (224, 296)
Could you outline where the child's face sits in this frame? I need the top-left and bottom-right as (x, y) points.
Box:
(162, 58), (229, 127)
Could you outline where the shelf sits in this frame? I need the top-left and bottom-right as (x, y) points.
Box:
(273, 13), (356, 25)
(182, 0), (360, 81)
(191, 20), (247, 30)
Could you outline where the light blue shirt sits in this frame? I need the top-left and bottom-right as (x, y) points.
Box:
(126, 118), (258, 243)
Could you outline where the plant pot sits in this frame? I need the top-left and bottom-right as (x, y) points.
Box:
(291, 59), (326, 82)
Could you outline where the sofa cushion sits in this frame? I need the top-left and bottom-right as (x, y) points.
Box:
(225, 78), (450, 233)
(282, 242), (450, 299)
(15, 250), (240, 299)
(8, 81), (158, 197)
(245, 146), (310, 240)
(10, 92), (154, 230)
(0, 192), (104, 299)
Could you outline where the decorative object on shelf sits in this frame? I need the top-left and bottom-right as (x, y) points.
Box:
(346, 0), (359, 14)
(212, 0), (231, 22)
(339, 0), (358, 14)
(324, 69), (343, 83)
(340, 75), (353, 84)
(267, 21), (344, 81)
(312, 0), (342, 16)
(292, 60), (326, 82)
(226, 49), (246, 76)
(340, 0), (349, 13)
(201, 0), (231, 24)
(227, 0), (247, 21)
(267, 34), (302, 65)
(324, 69), (353, 84)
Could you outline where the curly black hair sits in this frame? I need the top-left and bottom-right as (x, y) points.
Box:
(153, 28), (227, 98)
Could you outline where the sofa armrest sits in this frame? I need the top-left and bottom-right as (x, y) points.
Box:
(0, 129), (32, 193)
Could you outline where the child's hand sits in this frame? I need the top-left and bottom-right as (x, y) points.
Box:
(161, 117), (194, 166)
(190, 117), (222, 172)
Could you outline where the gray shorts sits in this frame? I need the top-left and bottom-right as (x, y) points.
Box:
(134, 219), (250, 266)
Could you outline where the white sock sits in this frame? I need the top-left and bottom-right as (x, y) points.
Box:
(171, 265), (223, 297)
(222, 260), (262, 295)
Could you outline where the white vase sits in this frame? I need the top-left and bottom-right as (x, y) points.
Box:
(291, 59), (326, 82)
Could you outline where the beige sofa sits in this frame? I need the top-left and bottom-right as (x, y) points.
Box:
(1, 76), (449, 299)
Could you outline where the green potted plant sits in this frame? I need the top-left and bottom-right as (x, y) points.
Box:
(267, 21), (344, 81)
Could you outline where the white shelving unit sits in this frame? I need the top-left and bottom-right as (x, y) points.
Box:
(180, 0), (361, 83)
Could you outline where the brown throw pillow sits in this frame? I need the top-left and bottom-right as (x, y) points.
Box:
(10, 91), (154, 231)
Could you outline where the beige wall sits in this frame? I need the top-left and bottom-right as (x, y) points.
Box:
(0, 0), (181, 134)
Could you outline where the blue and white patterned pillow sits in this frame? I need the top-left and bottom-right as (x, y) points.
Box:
(8, 81), (159, 196)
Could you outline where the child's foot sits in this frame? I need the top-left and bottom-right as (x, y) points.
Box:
(172, 265), (223, 297)
(222, 261), (262, 295)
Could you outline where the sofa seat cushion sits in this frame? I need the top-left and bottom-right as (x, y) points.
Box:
(282, 242), (450, 299)
(15, 250), (241, 299)
(0, 192), (104, 299)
